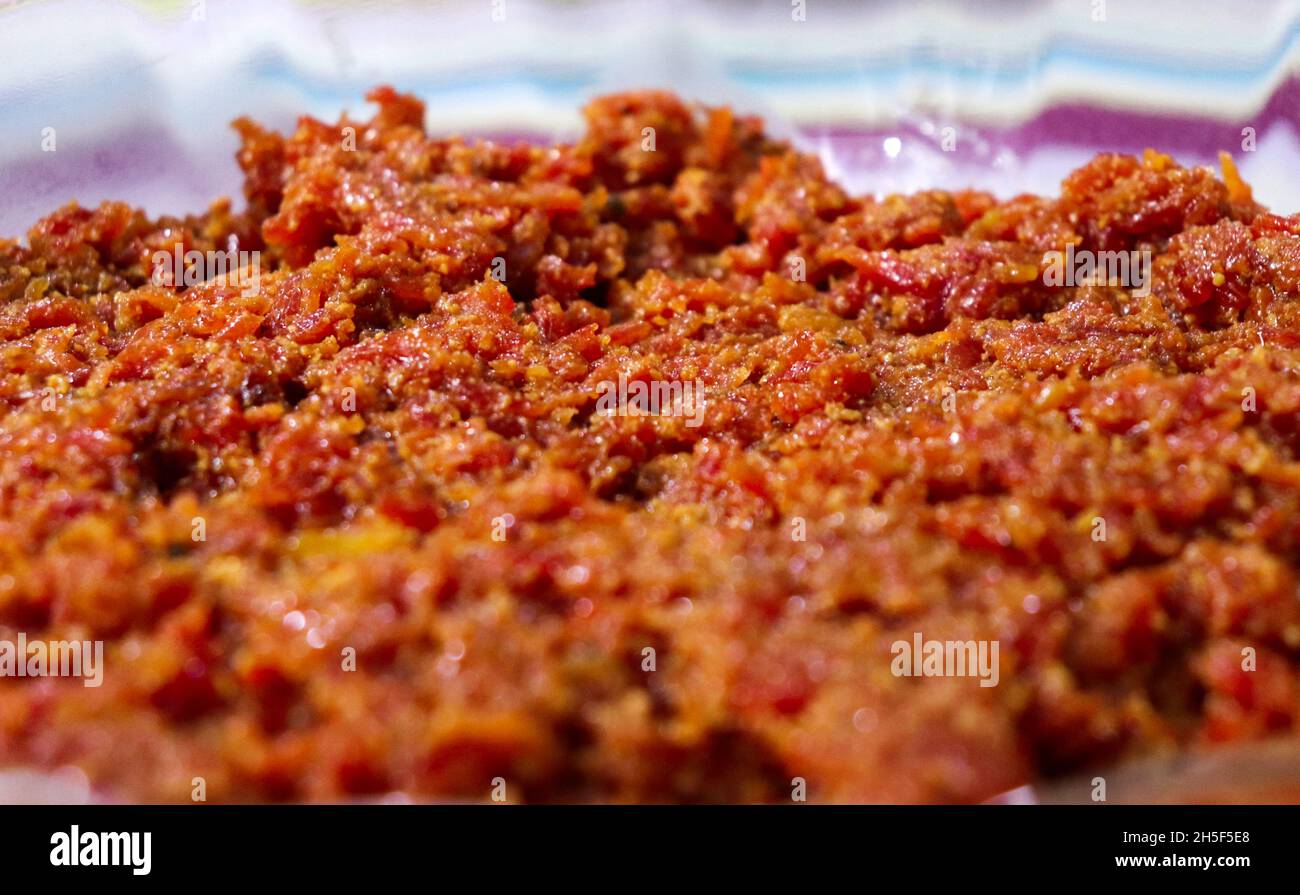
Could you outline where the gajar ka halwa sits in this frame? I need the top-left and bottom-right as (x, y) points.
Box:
(1, 88), (1298, 803)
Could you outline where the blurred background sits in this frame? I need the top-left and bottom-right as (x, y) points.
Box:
(1, 0), (1298, 234)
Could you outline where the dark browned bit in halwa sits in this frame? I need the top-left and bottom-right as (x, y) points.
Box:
(1, 87), (1299, 802)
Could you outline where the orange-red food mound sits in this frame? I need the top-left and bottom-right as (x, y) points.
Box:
(2, 88), (1300, 802)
